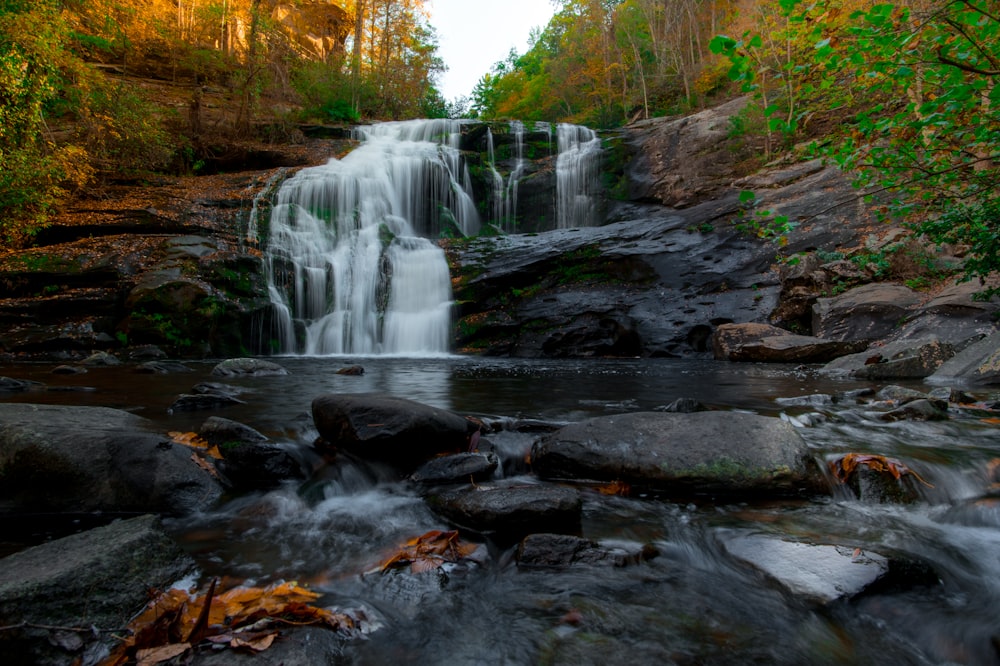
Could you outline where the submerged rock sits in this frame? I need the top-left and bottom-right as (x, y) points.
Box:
(517, 533), (657, 569)
(721, 533), (889, 604)
(532, 411), (824, 497)
(312, 393), (475, 469)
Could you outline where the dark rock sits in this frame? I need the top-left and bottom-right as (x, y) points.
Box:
(720, 532), (889, 604)
(81, 351), (120, 366)
(134, 360), (194, 374)
(516, 533), (657, 568)
(193, 626), (351, 666)
(409, 452), (500, 486)
(812, 283), (922, 342)
(532, 411), (824, 497)
(0, 515), (195, 666)
(428, 482), (582, 539)
(654, 397), (707, 413)
(50, 364), (86, 375)
(127, 345), (167, 360)
(192, 381), (244, 396)
(0, 377), (32, 392)
(822, 337), (956, 379)
(889, 279), (1000, 345)
(217, 442), (306, 489)
(0, 403), (223, 515)
(199, 415), (269, 446)
(712, 322), (867, 363)
(211, 357), (289, 377)
(937, 498), (1000, 528)
(336, 365), (365, 375)
(168, 392), (246, 412)
(311, 393), (475, 469)
(880, 399), (949, 422)
(876, 385), (931, 404)
(774, 393), (836, 408)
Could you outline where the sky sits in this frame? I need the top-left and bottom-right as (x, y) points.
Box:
(429, 0), (558, 101)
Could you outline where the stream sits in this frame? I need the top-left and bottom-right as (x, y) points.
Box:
(2, 356), (1000, 664)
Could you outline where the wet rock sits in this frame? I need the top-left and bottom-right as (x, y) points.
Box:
(312, 394), (475, 469)
(876, 385), (931, 404)
(838, 465), (923, 503)
(0, 514), (196, 666)
(168, 391), (246, 412)
(532, 411), (824, 497)
(774, 393), (836, 408)
(218, 442), (306, 489)
(211, 357), (289, 377)
(889, 279), (1000, 345)
(199, 415), (269, 446)
(822, 338), (956, 380)
(51, 364), (86, 375)
(0, 403), (223, 515)
(336, 365), (365, 375)
(81, 351), (120, 366)
(127, 345), (167, 360)
(409, 452), (500, 486)
(926, 331), (1000, 386)
(654, 397), (707, 413)
(194, 626), (353, 666)
(0, 377), (32, 392)
(721, 533), (889, 604)
(192, 381), (244, 396)
(812, 283), (923, 342)
(712, 322), (866, 363)
(516, 533), (657, 568)
(428, 482), (582, 540)
(937, 498), (1000, 528)
(879, 399), (949, 422)
(134, 360), (194, 374)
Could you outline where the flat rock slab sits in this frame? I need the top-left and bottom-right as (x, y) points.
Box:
(429, 483), (582, 539)
(721, 533), (889, 604)
(212, 358), (289, 377)
(312, 393), (474, 468)
(516, 533), (655, 569)
(0, 403), (223, 515)
(713, 322), (866, 363)
(532, 411), (824, 497)
(0, 514), (195, 663)
(409, 452), (499, 486)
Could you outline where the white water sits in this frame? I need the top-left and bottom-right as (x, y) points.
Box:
(262, 119), (479, 355)
(485, 121), (528, 233)
(556, 123), (603, 228)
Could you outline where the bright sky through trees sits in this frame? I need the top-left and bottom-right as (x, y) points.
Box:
(429, 0), (557, 100)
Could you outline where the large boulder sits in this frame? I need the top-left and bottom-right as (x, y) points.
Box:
(890, 279), (999, 345)
(0, 403), (223, 515)
(812, 283), (922, 342)
(311, 394), (475, 468)
(927, 331), (1000, 386)
(531, 411), (824, 497)
(822, 337), (956, 379)
(0, 514), (196, 665)
(712, 322), (867, 362)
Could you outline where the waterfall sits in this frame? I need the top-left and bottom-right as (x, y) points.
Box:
(556, 124), (603, 229)
(485, 121), (527, 232)
(261, 119), (479, 356)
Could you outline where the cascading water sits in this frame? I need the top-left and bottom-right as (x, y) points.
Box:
(261, 119), (480, 356)
(485, 121), (527, 233)
(556, 123), (603, 228)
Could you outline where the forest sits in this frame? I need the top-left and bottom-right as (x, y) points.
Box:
(1, 0), (998, 287)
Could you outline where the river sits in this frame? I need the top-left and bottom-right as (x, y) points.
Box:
(2, 356), (999, 664)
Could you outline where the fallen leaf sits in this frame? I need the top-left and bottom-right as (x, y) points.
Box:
(135, 643), (190, 665)
(596, 480), (631, 497)
(189, 453), (220, 479)
(230, 632), (276, 651)
(379, 530), (479, 573)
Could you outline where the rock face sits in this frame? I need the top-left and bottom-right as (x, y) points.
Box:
(822, 337), (956, 379)
(712, 322), (867, 362)
(927, 331), (1000, 386)
(0, 514), (195, 665)
(531, 411), (824, 497)
(312, 394), (475, 469)
(812, 283), (923, 342)
(0, 403), (223, 515)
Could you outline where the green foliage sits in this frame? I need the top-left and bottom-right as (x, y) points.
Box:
(77, 80), (175, 174)
(917, 198), (1000, 298)
(291, 61), (359, 124)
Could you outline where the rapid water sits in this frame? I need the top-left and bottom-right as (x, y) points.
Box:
(2, 358), (1000, 664)
(261, 119), (479, 356)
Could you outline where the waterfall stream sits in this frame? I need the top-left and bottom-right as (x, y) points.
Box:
(262, 119), (478, 356)
(261, 118), (603, 356)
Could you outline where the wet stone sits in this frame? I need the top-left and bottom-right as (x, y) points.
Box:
(134, 360), (194, 374)
(51, 364), (87, 375)
(168, 392), (246, 412)
(516, 533), (658, 569)
(879, 399), (949, 422)
(429, 482), (582, 540)
(409, 452), (500, 486)
(721, 533), (889, 604)
(212, 357), (289, 377)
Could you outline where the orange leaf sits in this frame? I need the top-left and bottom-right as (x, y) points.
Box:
(169, 431), (211, 449)
(829, 453), (933, 488)
(596, 480), (631, 496)
(230, 632), (276, 651)
(135, 643), (190, 665)
(378, 530), (479, 573)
